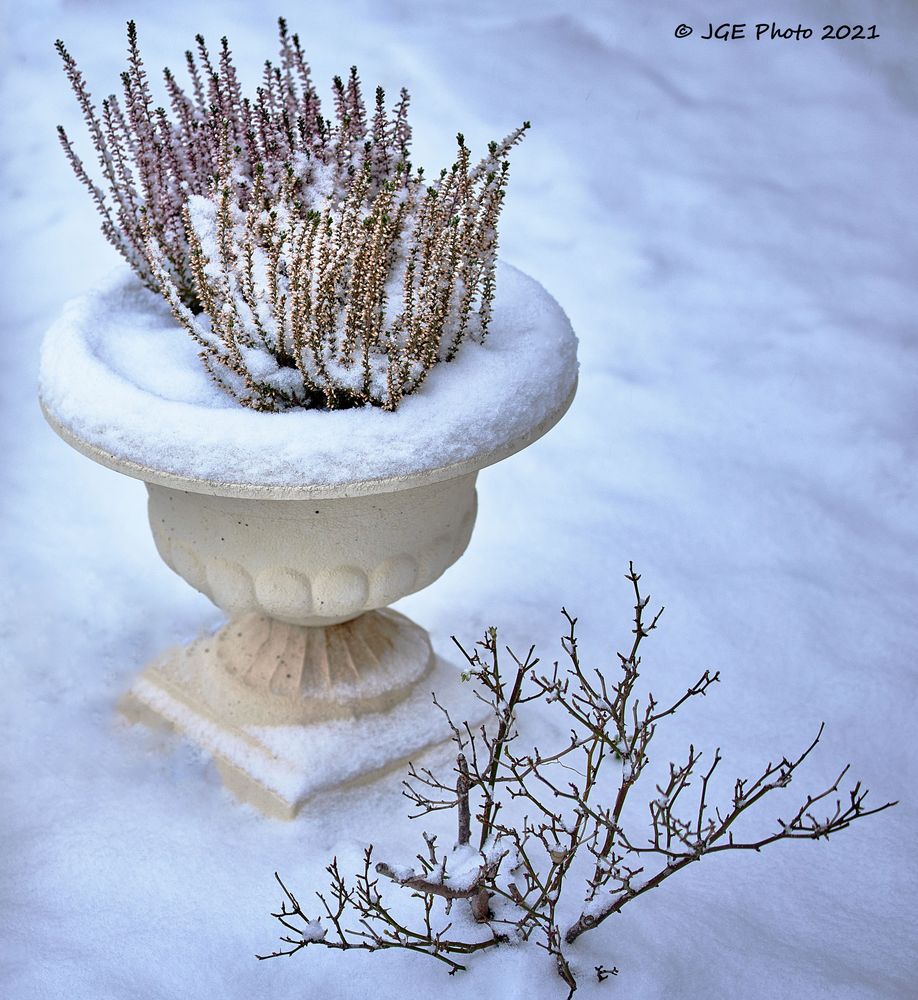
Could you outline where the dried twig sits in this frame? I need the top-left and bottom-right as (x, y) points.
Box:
(263, 565), (896, 995)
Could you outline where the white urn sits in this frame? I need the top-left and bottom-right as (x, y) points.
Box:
(39, 262), (577, 817)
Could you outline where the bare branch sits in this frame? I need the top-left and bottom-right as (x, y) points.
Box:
(264, 568), (896, 994)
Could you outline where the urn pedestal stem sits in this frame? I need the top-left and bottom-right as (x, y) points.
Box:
(121, 607), (480, 819)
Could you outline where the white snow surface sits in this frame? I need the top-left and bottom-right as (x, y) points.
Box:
(2, 2), (917, 999)
(38, 261), (578, 489)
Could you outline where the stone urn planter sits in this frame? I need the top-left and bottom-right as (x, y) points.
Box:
(39, 262), (577, 818)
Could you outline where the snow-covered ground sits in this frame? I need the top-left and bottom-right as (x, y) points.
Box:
(2, 1), (916, 997)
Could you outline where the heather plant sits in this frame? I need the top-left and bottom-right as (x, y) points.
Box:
(260, 566), (895, 996)
(57, 19), (528, 410)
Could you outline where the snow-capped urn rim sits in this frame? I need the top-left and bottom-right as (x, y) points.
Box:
(40, 382), (575, 500)
(39, 262), (578, 499)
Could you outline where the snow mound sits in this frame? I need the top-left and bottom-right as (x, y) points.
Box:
(38, 262), (578, 493)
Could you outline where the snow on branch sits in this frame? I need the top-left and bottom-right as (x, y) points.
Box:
(57, 18), (528, 411)
(260, 564), (897, 995)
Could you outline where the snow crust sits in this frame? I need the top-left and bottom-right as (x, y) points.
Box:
(38, 262), (578, 489)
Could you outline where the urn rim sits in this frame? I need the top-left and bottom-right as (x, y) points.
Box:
(40, 378), (576, 499)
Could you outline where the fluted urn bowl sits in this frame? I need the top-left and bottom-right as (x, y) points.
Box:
(39, 261), (578, 817)
(147, 465), (478, 629)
